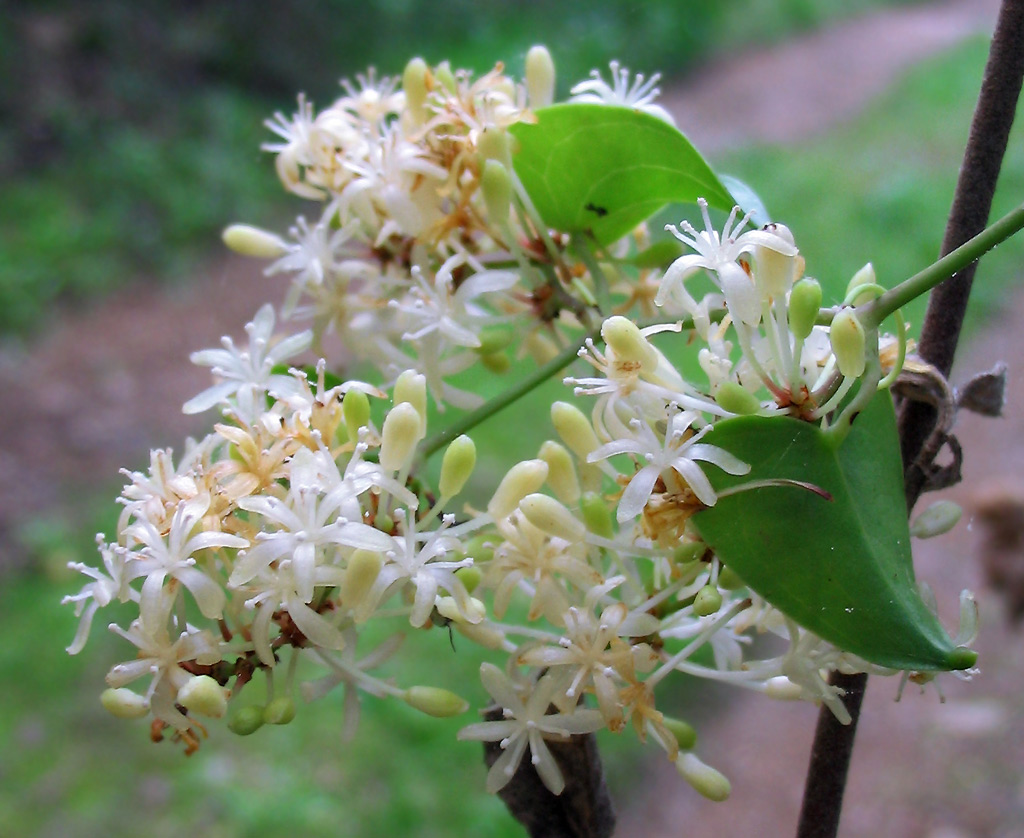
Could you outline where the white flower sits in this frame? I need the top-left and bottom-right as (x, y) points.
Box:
(570, 60), (676, 125)
(588, 409), (749, 520)
(184, 304), (313, 416)
(63, 536), (136, 654)
(458, 663), (605, 794)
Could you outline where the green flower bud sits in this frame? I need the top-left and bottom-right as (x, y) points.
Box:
(829, 308), (867, 378)
(402, 57), (430, 125)
(662, 716), (698, 750)
(343, 389), (371, 441)
(434, 60), (456, 93)
(538, 440), (581, 504)
(394, 370), (427, 435)
(519, 493), (585, 541)
(601, 315), (659, 374)
(755, 224), (798, 298)
(692, 584), (723, 617)
(551, 401), (600, 461)
(525, 45), (556, 108)
(475, 326), (514, 356)
(673, 541), (705, 565)
(579, 491), (614, 539)
(379, 402), (423, 471)
(788, 277), (822, 340)
(101, 687), (149, 719)
(676, 752), (731, 802)
(477, 126), (512, 168)
(228, 705), (265, 736)
(480, 351), (511, 374)
(436, 594), (486, 624)
(222, 224), (287, 259)
(439, 434), (476, 498)
(488, 459), (549, 519)
(263, 696), (296, 726)
(909, 499), (962, 539)
(342, 549), (384, 608)
(714, 381), (762, 416)
(403, 686), (469, 717)
(482, 159), (513, 227)
(846, 262), (877, 305)
(463, 534), (495, 564)
(177, 674), (228, 719)
(455, 565), (482, 594)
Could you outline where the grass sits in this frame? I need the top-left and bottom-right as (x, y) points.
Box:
(5, 26), (1024, 838)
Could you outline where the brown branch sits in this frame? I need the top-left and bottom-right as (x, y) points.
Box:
(796, 2), (1024, 836)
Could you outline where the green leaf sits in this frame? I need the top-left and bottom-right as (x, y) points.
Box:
(692, 391), (975, 671)
(509, 104), (733, 245)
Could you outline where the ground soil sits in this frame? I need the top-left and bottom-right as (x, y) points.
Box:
(5, 0), (1020, 834)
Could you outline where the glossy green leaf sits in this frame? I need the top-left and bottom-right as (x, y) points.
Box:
(692, 391), (975, 671)
(509, 104), (734, 245)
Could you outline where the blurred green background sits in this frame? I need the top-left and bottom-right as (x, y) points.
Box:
(4, 1), (1023, 836)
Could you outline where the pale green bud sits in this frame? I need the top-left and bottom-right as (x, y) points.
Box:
(394, 370), (427, 435)
(439, 434), (476, 498)
(525, 45), (556, 108)
(524, 331), (559, 364)
(402, 57), (430, 125)
(263, 696), (296, 726)
(662, 716), (698, 750)
(755, 223), (797, 298)
(692, 584), (723, 617)
(455, 565), (482, 594)
(379, 402), (423, 471)
(475, 326), (514, 356)
(601, 315), (659, 374)
(455, 620), (508, 650)
(177, 674), (228, 719)
(846, 262), (877, 305)
(480, 350), (511, 374)
(829, 308), (867, 378)
(551, 401), (600, 460)
(717, 565), (745, 590)
(222, 224), (288, 259)
(434, 61), (456, 93)
(714, 381), (761, 416)
(228, 705), (265, 736)
(673, 541), (705, 565)
(403, 685), (470, 717)
(579, 491), (614, 538)
(100, 687), (149, 719)
(764, 676), (804, 700)
(488, 459), (549, 519)
(343, 389), (371, 441)
(676, 752), (731, 802)
(482, 159), (513, 227)
(342, 549), (383, 607)
(538, 440), (580, 504)
(788, 277), (822, 340)
(519, 493), (585, 541)
(463, 535), (494, 564)
(910, 499), (962, 539)
(436, 594), (486, 624)
(477, 126), (513, 168)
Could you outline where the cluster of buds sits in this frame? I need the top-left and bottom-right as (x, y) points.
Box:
(65, 47), (975, 800)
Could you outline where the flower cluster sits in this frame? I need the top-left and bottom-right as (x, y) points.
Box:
(66, 47), (976, 801)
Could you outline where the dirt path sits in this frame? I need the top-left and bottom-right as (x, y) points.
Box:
(2, 0), (1017, 833)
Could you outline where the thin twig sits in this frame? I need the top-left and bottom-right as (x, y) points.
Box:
(796, 2), (1024, 836)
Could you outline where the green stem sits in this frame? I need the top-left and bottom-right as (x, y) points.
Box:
(418, 330), (597, 461)
(571, 233), (612, 314)
(861, 201), (1024, 329)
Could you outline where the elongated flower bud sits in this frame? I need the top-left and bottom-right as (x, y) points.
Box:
(101, 687), (149, 719)
(394, 370), (427, 435)
(910, 499), (962, 538)
(403, 57), (430, 126)
(662, 716), (698, 750)
(602, 315), (659, 374)
(755, 223), (797, 298)
(846, 262), (877, 305)
(538, 440), (580, 504)
(403, 686), (469, 717)
(526, 45), (555, 108)
(519, 493), (585, 541)
(551, 401), (599, 460)
(343, 389), (371, 440)
(714, 381), (761, 416)
(477, 126), (512, 168)
(482, 159), (513, 227)
(379, 402), (423, 471)
(676, 753), (731, 801)
(488, 459), (549, 519)
(439, 434), (476, 498)
(263, 696), (296, 725)
(222, 224), (288, 259)
(788, 277), (822, 340)
(342, 549), (383, 609)
(830, 308), (867, 378)
(579, 491), (614, 538)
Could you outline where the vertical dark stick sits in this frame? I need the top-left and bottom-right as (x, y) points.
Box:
(796, 3), (1024, 837)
